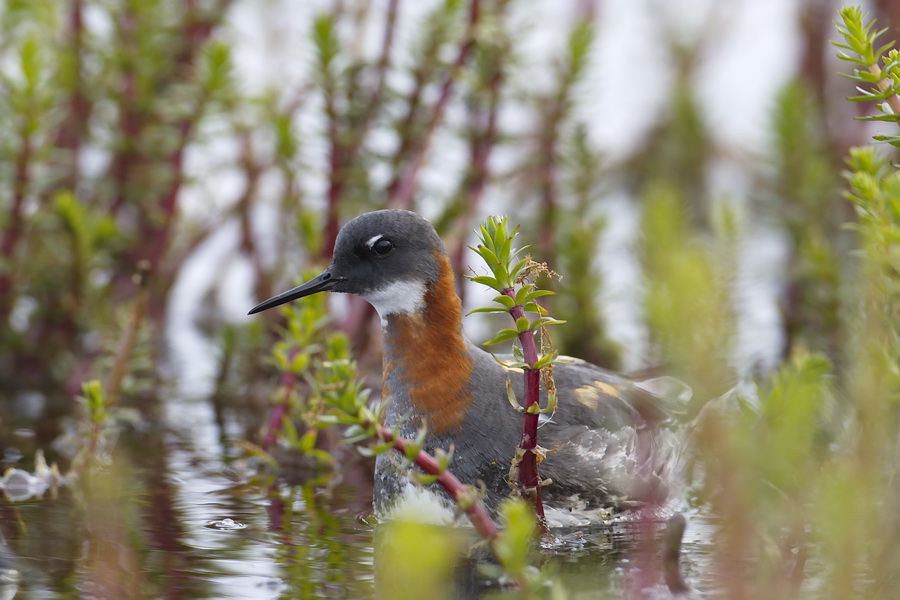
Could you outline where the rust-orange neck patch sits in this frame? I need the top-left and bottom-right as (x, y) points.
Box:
(383, 255), (473, 433)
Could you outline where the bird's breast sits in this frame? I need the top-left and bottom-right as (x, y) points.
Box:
(380, 256), (474, 434)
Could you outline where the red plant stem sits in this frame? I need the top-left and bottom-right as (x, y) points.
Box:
(144, 119), (192, 268)
(535, 73), (575, 262)
(54, 0), (88, 321)
(330, 2), (401, 339)
(109, 7), (141, 219)
(451, 31), (504, 293)
(502, 289), (548, 531)
(321, 0), (400, 260)
(0, 125), (33, 321)
(1, 130), (31, 256)
(111, 1), (224, 267)
(535, 17), (586, 261)
(263, 402), (291, 451)
(322, 77), (342, 259)
(144, 8), (222, 267)
(371, 0), (400, 112)
(373, 423), (499, 542)
(386, 0), (481, 210)
(133, 7), (228, 313)
(383, 10), (440, 193)
(267, 485), (286, 531)
(235, 133), (270, 303)
(55, 0), (88, 191)
(104, 266), (149, 406)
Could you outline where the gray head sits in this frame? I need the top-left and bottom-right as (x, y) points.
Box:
(249, 210), (448, 318)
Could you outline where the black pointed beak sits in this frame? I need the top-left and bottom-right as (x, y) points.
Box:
(248, 269), (341, 315)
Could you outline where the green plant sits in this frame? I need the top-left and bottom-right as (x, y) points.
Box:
(0, 1), (236, 398)
(248, 215), (578, 594)
(834, 6), (900, 144)
(468, 215), (565, 532)
(641, 182), (734, 406)
(243, 270), (502, 536)
(69, 380), (114, 473)
(766, 80), (845, 361)
(672, 8), (900, 597)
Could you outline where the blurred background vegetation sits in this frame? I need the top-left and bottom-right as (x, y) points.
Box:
(1, 0), (899, 597)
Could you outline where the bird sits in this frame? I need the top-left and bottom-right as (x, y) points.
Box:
(249, 209), (684, 527)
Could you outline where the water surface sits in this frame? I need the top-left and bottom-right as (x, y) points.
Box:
(2, 386), (721, 599)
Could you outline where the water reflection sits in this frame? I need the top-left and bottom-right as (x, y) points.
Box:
(1, 386), (718, 599)
(0, 538), (18, 600)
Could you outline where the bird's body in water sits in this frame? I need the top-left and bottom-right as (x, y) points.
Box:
(250, 209), (684, 527)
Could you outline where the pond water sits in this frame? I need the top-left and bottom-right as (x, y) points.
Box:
(1, 384), (723, 600)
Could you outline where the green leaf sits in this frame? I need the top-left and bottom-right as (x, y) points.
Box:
(506, 377), (523, 412)
(873, 133), (900, 146)
(522, 301), (549, 315)
(299, 428), (318, 453)
(542, 389), (558, 416)
(404, 428), (427, 461)
(201, 40), (234, 96)
(503, 361), (530, 370)
(529, 317), (565, 331)
(413, 473), (440, 486)
(514, 284), (534, 306)
(370, 439), (397, 456)
(524, 289), (555, 300)
(80, 380), (107, 423)
(493, 499), (537, 578)
(483, 329), (521, 346)
(312, 14), (339, 69)
(282, 418), (300, 446)
(508, 257), (530, 281)
(478, 244), (501, 270)
(876, 41), (896, 58)
(857, 113), (900, 122)
(434, 446), (454, 472)
(469, 275), (500, 289)
(498, 231), (514, 264)
(494, 293), (516, 309)
(466, 306), (510, 315)
(568, 22), (594, 77)
(344, 424), (371, 443)
(19, 34), (42, 93)
(477, 225), (495, 254)
(291, 352), (310, 374)
(308, 448), (336, 467)
(532, 350), (560, 370)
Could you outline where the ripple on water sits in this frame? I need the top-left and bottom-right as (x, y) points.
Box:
(205, 518), (248, 530)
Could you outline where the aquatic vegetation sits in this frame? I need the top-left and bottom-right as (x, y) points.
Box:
(468, 216), (565, 531)
(3, 1), (900, 597)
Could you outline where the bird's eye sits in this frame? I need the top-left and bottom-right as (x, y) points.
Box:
(372, 238), (394, 256)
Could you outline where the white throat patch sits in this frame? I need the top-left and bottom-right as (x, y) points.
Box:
(360, 279), (426, 321)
